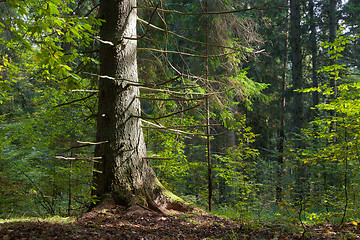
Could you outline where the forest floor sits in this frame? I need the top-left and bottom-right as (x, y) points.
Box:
(1, 205), (359, 239)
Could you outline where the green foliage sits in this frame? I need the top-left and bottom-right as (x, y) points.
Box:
(212, 115), (261, 216)
(0, 0), (99, 217)
(2, 0), (358, 229)
(296, 26), (360, 224)
(0, 100), (95, 217)
(146, 129), (190, 192)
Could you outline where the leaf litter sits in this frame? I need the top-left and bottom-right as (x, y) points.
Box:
(1, 206), (359, 239)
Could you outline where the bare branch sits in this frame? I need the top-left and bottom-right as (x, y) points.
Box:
(92, 36), (114, 46)
(54, 92), (97, 108)
(138, 47), (244, 58)
(143, 124), (222, 129)
(139, 85), (232, 96)
(136, 96), (206, 101)
(137, 5), (289, 16)
(123, 5), (159, 40)
(139, 86), (205, 95)
(138, 104), (200, 121)
(143, 157), (172, 160)
(72, 89), (99, 93)
(141, 119), (193, 137)
(77, 141), (109, 145)
(142, 120), (221, 137)
(153, 75), (182, 87)
(73, 0), (86, 15)
(55, 156), (102, 162)
(84, 3), (100, 18)
(84, 71), (182, 88)
(137, 17), (255, 52)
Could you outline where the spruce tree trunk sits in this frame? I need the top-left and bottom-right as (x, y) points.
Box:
(92, 0), (186, 212)
(290, 0), (306, 202)
(276, 4), (289, 204)
(328, 0), (337, 135)
(309, 0), (318, 117)
(290, 0), (304, 143)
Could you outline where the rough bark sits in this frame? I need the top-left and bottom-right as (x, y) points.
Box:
(92, 0), (189, 213)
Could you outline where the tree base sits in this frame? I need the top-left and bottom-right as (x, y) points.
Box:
(91, 187), (195, 215)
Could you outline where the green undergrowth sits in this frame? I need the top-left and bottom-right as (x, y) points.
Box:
(213, 204), (360, 229)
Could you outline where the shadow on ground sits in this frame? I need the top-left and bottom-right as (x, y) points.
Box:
(1, 206), (359, 239)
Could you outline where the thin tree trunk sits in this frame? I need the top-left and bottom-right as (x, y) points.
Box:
(204, 0), (212, 213)
(276, 2), (289, 204)
(329, 0), (337, 141)
(291, 0), (304, 144)
(290, 0), (306, 202)
(329, 0), (337, 99)
(309, 0), (318, 117)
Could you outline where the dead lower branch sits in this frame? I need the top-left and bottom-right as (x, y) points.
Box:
(136, 96), (206, 101)
(55, 156), (102, 162)
(141, 120), (194, 137)
(72, 89), (99, 93)
(138, 47), (249, 58)
(137, 5), (289, 16)
(139, 104), (200, 121)
(77, 141), (109, 145)
(137, 17), (257, 53)
(54, 92), (97, 108)
(123, 5), (159, 41)
(143, 157), (172, 160)
(143, 124), (222, 129)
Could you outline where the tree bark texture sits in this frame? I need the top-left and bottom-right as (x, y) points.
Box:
(92, 0), (186, 212)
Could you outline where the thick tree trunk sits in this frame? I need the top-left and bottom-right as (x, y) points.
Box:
(92, 0), (187, 212)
